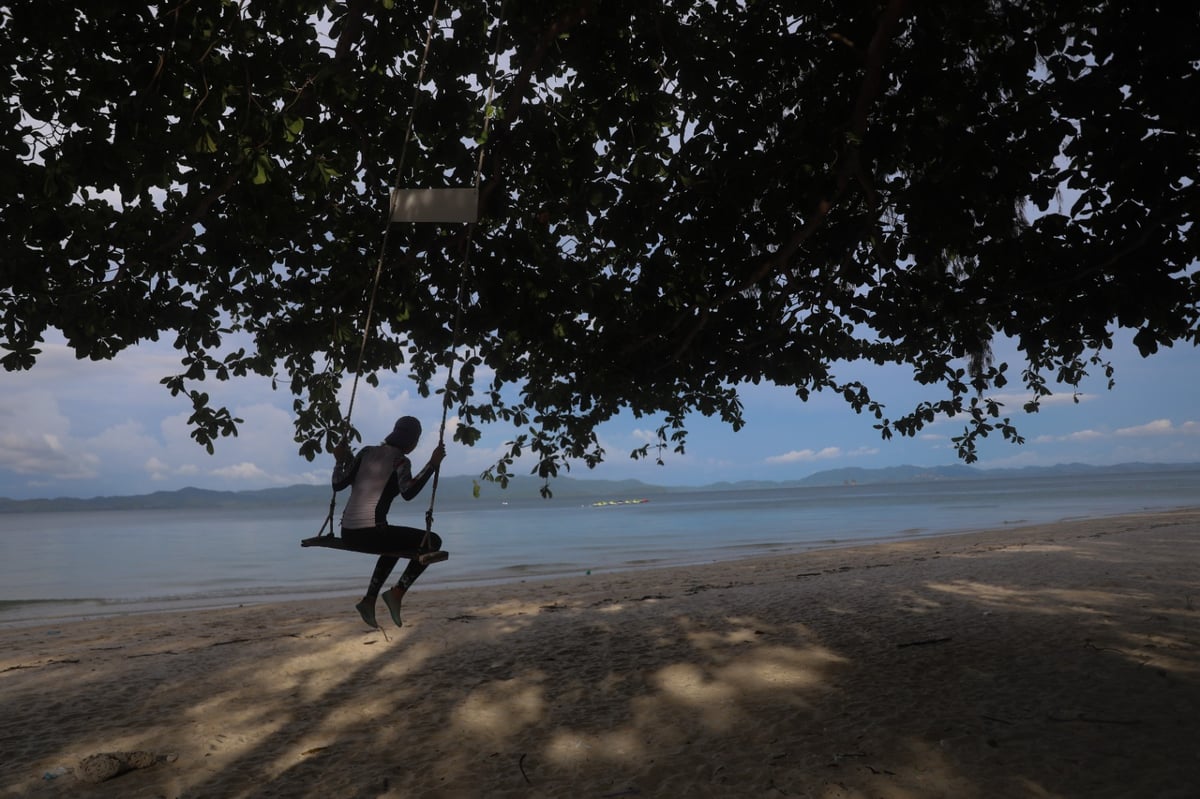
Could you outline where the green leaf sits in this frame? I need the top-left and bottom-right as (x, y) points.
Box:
(5, 0), (1196, 489)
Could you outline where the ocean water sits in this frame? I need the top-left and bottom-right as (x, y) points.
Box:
(2, 468), (1198, 625)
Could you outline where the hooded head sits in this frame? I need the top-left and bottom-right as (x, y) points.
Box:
(384, 416), (421, 452)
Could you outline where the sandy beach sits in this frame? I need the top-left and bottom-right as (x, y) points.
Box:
(2, 509), (1198, 798)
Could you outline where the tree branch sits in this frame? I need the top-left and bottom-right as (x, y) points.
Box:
(476, 1), (596, 215)
(152, 169), (240, 256)
(671, 0), (911, 361)
(440, 2), (596, 257)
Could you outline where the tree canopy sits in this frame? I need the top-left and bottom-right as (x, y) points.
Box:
(3, 0), (1198, 484)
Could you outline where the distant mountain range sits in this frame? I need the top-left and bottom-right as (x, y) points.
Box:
(2, 462), (1198, 513)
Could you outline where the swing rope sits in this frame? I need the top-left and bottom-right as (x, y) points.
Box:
(423, 0), (508, 543)
(315, 0), (444, 539)
(318, 0), (508, 550)
(344, 0), (446, 440)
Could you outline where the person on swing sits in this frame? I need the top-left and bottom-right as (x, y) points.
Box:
(332, 416), (447, 629)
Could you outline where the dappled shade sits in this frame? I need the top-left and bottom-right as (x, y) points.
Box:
(2, 511), (1198, 797)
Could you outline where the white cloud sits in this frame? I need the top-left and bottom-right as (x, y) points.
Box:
(985, 391), (1094, 408)
(631, 428), (659, 444)
(0, 362), (336, 494)
(845, 446), (880, 457)
(1033, 418), (1200, 446)
(765, 445), (877, 464)
(0, 393), (101, 479)
(294, 468), (328, 485)
(91, 420), (162, 453)
(977, 449), (1056, 469)
(145, 457), (170, 480)
(766, 447), (839, 464)
(210, 462), (272, 481)
(1115, 419), (1188, 437)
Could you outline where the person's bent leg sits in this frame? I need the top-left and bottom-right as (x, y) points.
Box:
(382, 533), (441, 627)
(357, 555), (400, 628)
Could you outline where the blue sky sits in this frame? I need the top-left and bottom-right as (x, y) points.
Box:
(1, 328), (1197, 500)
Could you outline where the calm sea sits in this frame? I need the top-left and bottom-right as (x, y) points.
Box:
(2, 469), (1198, 625)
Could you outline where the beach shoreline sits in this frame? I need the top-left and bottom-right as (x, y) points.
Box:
(8, 500), (1199, 630)
(3, 509), (1198, 798)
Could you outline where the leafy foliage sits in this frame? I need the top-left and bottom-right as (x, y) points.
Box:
(3, 0), (1198, 480)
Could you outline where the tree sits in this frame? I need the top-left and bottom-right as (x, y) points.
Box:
(3, 0), (1198, 486)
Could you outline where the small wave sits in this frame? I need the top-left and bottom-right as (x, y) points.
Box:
(0, 597), (97, 610)
(89, 582), (357, 606)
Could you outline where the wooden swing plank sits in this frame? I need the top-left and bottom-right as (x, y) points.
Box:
(301, 535), (449, 565)
(390, 188), (478, 223)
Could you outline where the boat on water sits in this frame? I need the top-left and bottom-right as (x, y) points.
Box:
(591, 498), (650, 507)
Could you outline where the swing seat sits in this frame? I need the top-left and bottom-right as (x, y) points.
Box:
(390, 187), (478, 223)
(301, 535), (450, 566)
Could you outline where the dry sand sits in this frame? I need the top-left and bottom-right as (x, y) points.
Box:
(2, 509), (1198, 799)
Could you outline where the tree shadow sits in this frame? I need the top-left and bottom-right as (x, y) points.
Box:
(2, 516), (1198, 798)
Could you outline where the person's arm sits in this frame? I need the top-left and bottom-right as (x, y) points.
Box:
(331, 444), (361, 492)
(399, 443), (447, 500)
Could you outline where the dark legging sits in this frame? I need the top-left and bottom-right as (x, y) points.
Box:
(342, 526), (443, 600)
